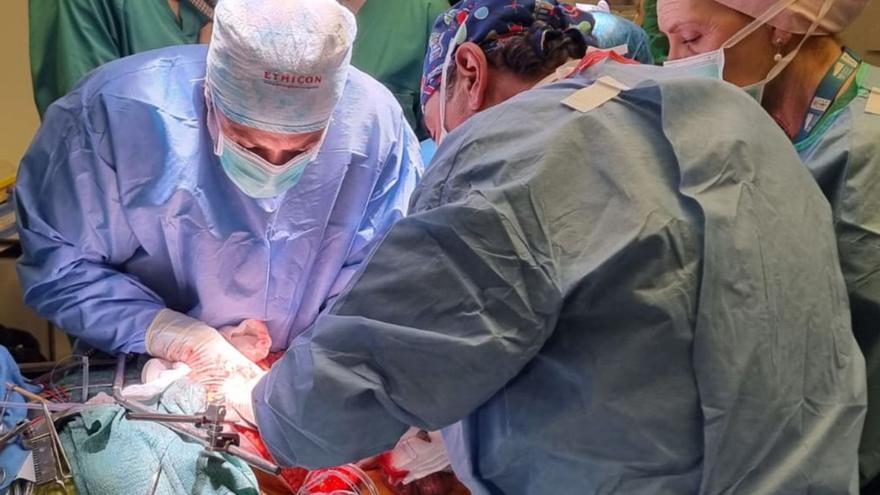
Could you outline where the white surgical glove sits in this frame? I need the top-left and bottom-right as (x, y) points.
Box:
(145, 309), (263, 384)
(222, 372), (263, 426)
(218, 319), (272, 363)
(120, 358), (192, 401)
(389, 428), (450, 485)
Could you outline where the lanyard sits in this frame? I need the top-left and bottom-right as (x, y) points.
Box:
(795, 47), (861, 141)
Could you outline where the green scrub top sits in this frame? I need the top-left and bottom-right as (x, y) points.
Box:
(351, 0), (449, 140)
(29, 0), (209, 117)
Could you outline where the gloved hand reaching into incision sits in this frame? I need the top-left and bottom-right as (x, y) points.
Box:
(357, 427), (453, 495)
(146, 309), (264, 384)
(385, 428), (450, 485)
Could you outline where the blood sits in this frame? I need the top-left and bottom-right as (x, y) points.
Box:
(378, 451), (410, 485)
(232, 424), (308, 492)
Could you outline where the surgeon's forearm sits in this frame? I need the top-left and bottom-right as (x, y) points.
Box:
(251, 192), (561, 468)
(41, 292), (162, 355)
(17, 254), (165, 354)
(251, 337), (408, 469)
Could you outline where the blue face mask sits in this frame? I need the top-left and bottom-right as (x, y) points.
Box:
(216, 133), (318, 199)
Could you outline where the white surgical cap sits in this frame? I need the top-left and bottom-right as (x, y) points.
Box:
(206, 0), (357, 134)
(714, 0), (869, 34)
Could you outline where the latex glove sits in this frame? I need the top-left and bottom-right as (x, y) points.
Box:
(120, 358), (191, 401)
(389, 473), (456, 495)
(146, 309), (263, 384)
(135, 356), (260, 427)
(222, 372), (263, 426)
(218, 319), (272, 363)
(386, 428), (450, 485)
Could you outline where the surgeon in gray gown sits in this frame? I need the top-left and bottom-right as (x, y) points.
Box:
(243, 1), (867, 494)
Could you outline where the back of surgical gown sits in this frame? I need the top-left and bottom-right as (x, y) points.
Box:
(795, 63), (880, 487)
(254, 72), (866, 494)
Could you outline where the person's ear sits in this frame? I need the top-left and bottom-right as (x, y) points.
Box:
(454, 42), (491, 112)
(770, 28), (794, 59)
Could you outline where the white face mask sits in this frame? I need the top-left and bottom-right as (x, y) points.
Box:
(663, 0), (834, 102)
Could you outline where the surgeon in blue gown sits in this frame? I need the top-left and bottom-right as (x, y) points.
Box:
(15, 0), (421, 378)
(247, 1), (866, 494)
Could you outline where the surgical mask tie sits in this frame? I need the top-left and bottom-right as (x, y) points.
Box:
(437, 23), (469, 145)
(664, 0), (834, 102)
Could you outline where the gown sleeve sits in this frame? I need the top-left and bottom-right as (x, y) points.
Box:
(15, 104), (166, 354)
(254, 168), (563, 468)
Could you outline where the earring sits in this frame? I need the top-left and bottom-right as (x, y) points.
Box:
(773, 39), (785, 62)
